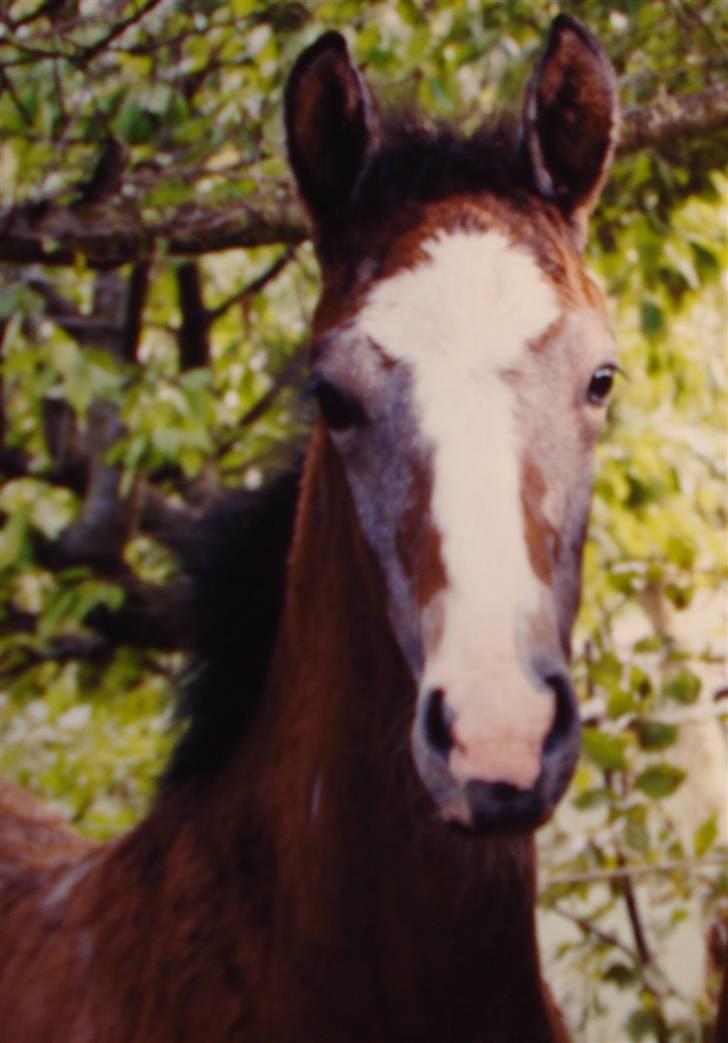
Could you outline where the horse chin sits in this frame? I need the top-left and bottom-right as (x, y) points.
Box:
(413, 734), (578, 837)
(436, 784), (553, 837)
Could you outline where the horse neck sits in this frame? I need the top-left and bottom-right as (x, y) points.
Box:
(98, 427), (563, 1041)
(251, 427), (559, 1036)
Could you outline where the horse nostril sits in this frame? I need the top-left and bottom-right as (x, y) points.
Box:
(423, 687), (455, 758)
(543, 672), (577, 755)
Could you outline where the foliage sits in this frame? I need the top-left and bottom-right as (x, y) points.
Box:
(539, 190), (727, 1041)
(0, 2), (726, 1040)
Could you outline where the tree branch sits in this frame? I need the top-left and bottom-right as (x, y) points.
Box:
(137, 485), (205, 550)
(618, 83), (728, 156)
(73, 0), (167, 69)
(1, 635), (112, 682)
(617, 851), (654, 968)
(0, 317), (32, 478)
(547, 902), (691, 1008)
(176, 262), (210, 370)
(121, 261), (150, 362)
(0, 316), (9, 449)
(0, 85), (725, 270)
(546, 854), (728, 886)
(207, 247), (296, 323)
(42, 397), (88, 493)
(29, 524), (191, 651)
(0, 66), (34, 124)
(84, 575), (190, 651)
(1, 0), (68, 31)
(238, 345), (307, 429)
(549, 900), (640, 965)
(0, 196), (307, 268)
(27, 276), (118, 346)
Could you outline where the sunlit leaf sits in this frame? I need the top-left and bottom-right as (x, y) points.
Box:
(634, 763), (686, 800)
(582, 728), (627, 772)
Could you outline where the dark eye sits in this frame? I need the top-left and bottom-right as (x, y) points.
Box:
(587, 365), (616, 406)
(311, 377), (367, 431)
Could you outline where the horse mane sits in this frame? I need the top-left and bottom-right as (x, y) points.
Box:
(370, 113), (528, 204)
(160, 465), (301, 792)
(318, 113), (535, 262)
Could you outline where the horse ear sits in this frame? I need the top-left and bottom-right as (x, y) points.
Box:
(522, 14), (619, 249)
(285, 31), (379, 233)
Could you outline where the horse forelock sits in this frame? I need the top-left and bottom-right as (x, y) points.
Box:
(311, 111), (603, 298)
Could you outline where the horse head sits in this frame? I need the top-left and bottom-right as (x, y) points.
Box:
(285, 17), (619, 834)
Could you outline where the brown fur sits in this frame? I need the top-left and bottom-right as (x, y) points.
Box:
(718, 966), (728, 1043)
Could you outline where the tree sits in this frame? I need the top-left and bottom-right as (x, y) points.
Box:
(1, 2), (726, 1039)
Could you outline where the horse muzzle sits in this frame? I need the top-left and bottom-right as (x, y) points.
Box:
(411, 670), (581, 833)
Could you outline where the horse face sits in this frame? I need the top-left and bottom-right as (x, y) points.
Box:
(310, 220), (616, 831)
(287, 18), (618, 832)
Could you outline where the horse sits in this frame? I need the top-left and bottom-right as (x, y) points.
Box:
(0, 15), (621, 1042)
(718, 968), (728, 1043)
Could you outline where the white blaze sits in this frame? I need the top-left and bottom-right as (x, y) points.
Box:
(357, 230), (560, 786)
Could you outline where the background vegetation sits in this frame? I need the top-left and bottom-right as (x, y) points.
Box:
(0, 1), (726, 1040)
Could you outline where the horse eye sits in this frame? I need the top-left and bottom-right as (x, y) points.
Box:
(587, 365), (616, 406)
(312, 378), (367, 431)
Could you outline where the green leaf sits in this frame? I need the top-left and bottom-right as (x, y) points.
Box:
(152, 428), (183, 456)
(589, 652), (623, 691)
(634, 763), (685, 799)
(627, 1007), (667, 1042)
(624, 814), (650, 855)
(582, 728), (627, 772)
(661, 670), (701, 704)
(640, 301), (664, 338)
(75, 580), (125, 620)
(603, 961), (637, 989)
(0, 284), (24, 319)
(694, 814), (718, 857)
(0, 509), (30, 570)
(635, 720), (678, 751)
(606, 688), (636, 718)
(574, 786), (613, 810)
(632, 634), (664, 654)
(116, 102), (155, 145)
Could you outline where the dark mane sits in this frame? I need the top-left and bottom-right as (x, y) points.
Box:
(160, 466), (300, 792)
(318, 115), (536, 262)
(368, 114), (529, 207)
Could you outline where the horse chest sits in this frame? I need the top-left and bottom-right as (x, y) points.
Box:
(253, 844), (561, 1043)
